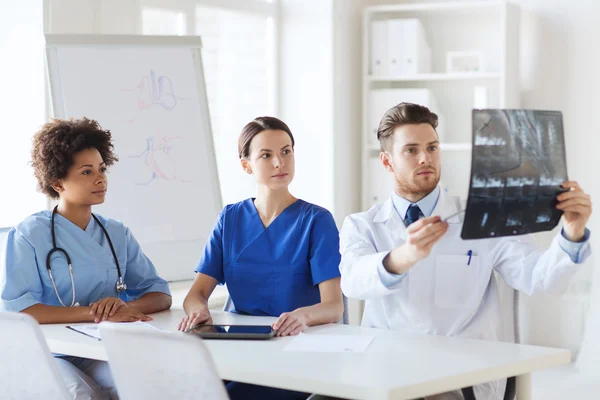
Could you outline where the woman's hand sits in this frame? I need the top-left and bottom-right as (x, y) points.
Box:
(89, 297), (127, 323)
(106, 306), (152, 323)
(272, 309), (309, 336)
(178, 309), (212, 332)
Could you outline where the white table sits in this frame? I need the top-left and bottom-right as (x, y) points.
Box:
(42, 308), (571, 400)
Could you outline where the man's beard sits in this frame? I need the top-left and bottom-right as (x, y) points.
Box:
(395, 173), (440, 199)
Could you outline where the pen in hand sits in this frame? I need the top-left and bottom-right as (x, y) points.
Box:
(442, 209), (466, 222)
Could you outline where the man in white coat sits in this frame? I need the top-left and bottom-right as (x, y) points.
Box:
(339, 103), (592, 400)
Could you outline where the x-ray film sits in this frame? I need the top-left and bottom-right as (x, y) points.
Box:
(461, 109), (568, 240)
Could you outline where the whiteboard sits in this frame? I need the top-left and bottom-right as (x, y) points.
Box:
(45, 35), (222, 281)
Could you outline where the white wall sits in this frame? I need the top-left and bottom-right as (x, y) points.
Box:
(0, 1), (47, 227)
(515, 0), (600, 367)
(279, 0), (335, 212)
(332, 0), (369, 324)
(514, 0), (599, 356)
(332, 0), (365, 226)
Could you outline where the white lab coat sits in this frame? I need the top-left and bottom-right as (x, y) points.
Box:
(339, 189), (589, 400)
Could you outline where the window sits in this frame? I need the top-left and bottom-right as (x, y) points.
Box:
(0, 2), (47, 227)
(142, 1), (277, 205)
(142, 7), (187, 36)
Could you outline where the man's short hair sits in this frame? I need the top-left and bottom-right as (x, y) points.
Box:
(377, 102), (439, 151)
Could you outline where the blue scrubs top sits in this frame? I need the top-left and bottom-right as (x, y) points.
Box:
(1, 211), (171, 312)
(195, 199), (341, 316)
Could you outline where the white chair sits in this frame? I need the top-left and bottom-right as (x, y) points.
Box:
(223, 295), (350, 324)
(0, 312), (70, 400)
(99, 323), (229, 400)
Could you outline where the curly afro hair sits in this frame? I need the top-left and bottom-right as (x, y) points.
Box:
(31, 118), (118, 199)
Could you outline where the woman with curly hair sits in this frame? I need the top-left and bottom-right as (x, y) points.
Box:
(1, 118), (172, 399)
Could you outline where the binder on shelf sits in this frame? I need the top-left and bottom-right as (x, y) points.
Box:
(376, 18), (431, 77)
(401, 18), (431, 75)
(387, 19), (405, 76)
(370, 20), (389, 76)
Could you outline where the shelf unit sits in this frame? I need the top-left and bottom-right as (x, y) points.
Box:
(361, 0), (520, 208)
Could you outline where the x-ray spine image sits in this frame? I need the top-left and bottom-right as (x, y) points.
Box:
(461, 109), (567, 240)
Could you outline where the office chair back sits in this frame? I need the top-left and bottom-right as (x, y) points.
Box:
(99, 323), (228, 400)
(0, 312), (70, 400)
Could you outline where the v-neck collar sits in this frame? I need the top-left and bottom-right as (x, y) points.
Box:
(52, 211), (114, 262)
(248, 198), (302, 230)
(54, 212), (94, 233)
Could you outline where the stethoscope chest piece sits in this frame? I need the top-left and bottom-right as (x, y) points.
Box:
(116, 277), (127, 294)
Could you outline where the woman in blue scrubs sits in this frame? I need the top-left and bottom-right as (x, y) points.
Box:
(1, 118), (172, 399)
(179, 116), (343, 400)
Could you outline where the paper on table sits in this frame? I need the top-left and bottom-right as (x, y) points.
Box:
(66, 321), (162, 340)
(284, 333), (374, 353)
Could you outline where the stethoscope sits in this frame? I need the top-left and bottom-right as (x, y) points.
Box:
(46, 206), (127, 307)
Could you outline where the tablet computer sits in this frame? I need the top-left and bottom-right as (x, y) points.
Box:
(186, 324), (276, 340)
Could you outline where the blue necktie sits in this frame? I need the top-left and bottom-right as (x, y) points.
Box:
(405, 204), (422, 226)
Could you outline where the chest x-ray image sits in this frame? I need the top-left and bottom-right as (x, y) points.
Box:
(461, 109), (568, 240)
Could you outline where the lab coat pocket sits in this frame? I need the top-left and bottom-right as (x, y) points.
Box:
(434, 255), (480, 309)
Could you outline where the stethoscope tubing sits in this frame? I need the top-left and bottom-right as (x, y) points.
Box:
(47, 206), (126, 307)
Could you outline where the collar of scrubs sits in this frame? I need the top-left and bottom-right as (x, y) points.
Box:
(53, 211), (96, 234)
(392, 185), (440, 220)
(247, 198), (303, 230)
(50, 211), (116, 264)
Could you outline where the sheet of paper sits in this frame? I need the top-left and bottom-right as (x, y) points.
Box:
(283, 333), (374, 353)
(66, 321), (162, 340)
